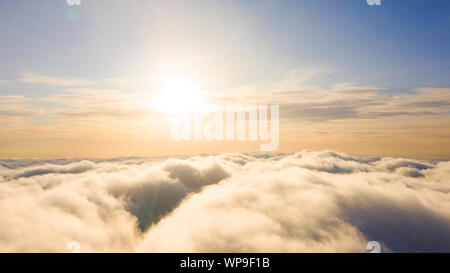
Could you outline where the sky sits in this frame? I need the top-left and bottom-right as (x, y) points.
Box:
(0, 0), (449, 158)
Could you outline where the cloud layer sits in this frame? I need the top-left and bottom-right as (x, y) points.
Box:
(0, 151), (449, 252)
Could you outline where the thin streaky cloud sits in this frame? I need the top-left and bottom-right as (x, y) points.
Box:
(0, 95), (32, 103)
(18, 72), (94, 87)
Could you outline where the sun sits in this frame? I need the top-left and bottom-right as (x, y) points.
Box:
(154, 77), (204, 114)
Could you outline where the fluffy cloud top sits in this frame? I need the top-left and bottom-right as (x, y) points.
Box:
(0, 150), (449, 252)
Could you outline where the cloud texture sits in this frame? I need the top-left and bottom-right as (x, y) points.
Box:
(0, 151), (449, 252)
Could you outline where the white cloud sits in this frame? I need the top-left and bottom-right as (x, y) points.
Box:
(0, 150), (449, 252)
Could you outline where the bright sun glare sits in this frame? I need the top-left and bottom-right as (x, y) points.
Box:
(155, 77), (204, 114)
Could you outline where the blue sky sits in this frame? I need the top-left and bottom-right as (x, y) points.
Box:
(0, 0), (448, 98)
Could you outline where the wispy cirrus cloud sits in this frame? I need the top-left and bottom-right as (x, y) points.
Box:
(0, 95), (43, 119)
(17, 69), (450, 123)
(0, 107), (43, 118)
(18, 72), (94, 87)
(0, 95), (32, 103)
(18, 72), (139, 87)
(235, 68), (450, 122)
(41, 88), (155, 121)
